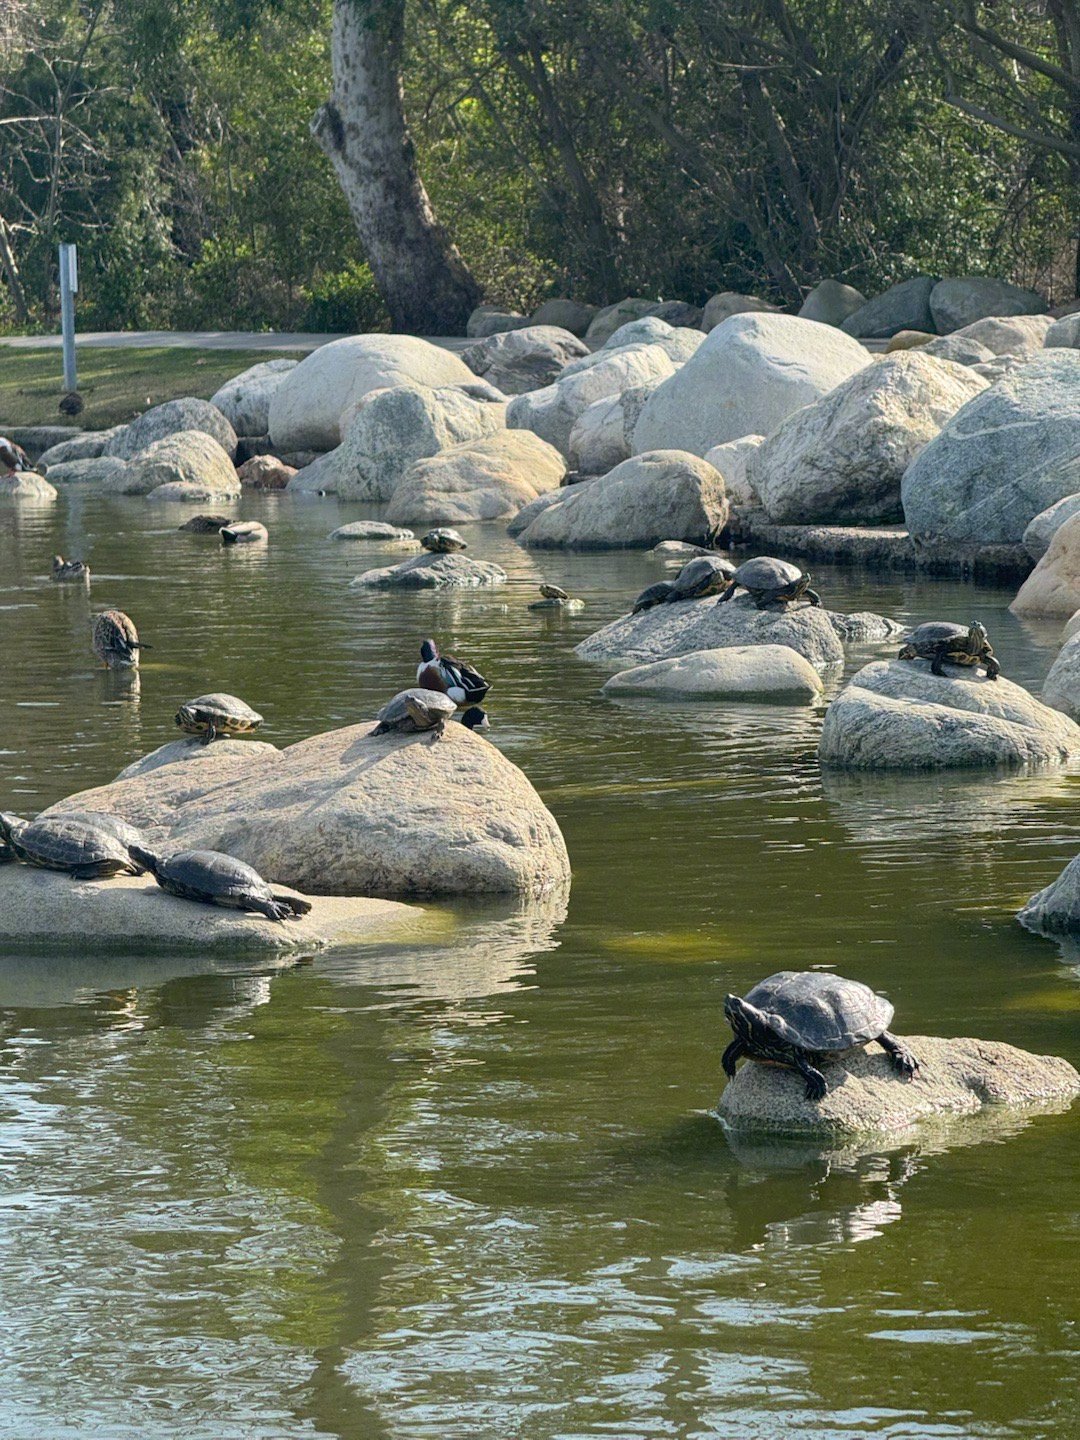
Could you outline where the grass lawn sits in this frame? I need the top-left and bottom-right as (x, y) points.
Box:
(0, 346), (307, 431)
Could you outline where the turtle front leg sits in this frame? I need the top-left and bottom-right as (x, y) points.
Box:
(878, 1031), (919, 1081)
(794, 1051), (828, 1101)
(984, 653), (1001, 680)
(803, 588), (821, 607)
(721, 1037), (745, 1079)
(202, 721), (216, 745)
(930, 649), (947, 677)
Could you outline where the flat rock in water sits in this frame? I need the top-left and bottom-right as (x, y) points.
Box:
(819, 659), (1080, 769)
(602, 644), (823, 702)
(0, 473), (57, 501)
(576, 592), (844, 672)
(351, 551), (507, 590)
(329, 520), (417, 544)
(0, 867), (415, 955)
(146, 479), (242, 503)
(718, 1034), (1080, 1137)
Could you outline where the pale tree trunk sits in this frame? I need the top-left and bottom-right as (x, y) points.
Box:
(311, 0), (482, 334)
(0, 219), (28, 323)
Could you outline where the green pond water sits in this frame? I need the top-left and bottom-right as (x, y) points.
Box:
(0, 493), (1078, 1439)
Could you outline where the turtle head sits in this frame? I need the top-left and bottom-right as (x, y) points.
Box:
(419, 638), (439, 664)
(461, 706), (489, 731)
(968, 621), (988, 649)
(0, 812), (26, 844)
(724, 993), (758, 1042)
(126, 842), (161, 877)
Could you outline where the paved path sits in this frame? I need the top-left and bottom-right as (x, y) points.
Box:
(0, 329), (469, 353)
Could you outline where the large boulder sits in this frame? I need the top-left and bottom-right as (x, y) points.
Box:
(107, 430), (239, 497)
(210, 358), (298, 437)
(901, 350), (1080, 544)
(718, 1033), (1079, 1138)
(632, 312), (872, 457)
(385, 430), (566, 524)
(1019, 851), (1080, 933)
(746, 352), (988, 525)
(1022, 494), (1080, 560)
(568, 380), (665, 475)
(38, 428), (120, 467)
(507, 486), (577, 537)
(575, 592), (844, 672)
(530, 298), (597, 336)
(516, 450), (727, 550)
(841, 276), (937, 339)
(104, 398), (237, 461)
(585, 298), (661, 346)
(929, 277), (1046, 334)
(1011, 511), (1080, 616)
(462, 325), (587, 395)
(351, 551), (507, 589)
(267, 335), (475, 451)
(798, 279), (866, 327)
(599, 316), (704, 364)
(1042, 632), (1080, 720)
(650, 300), (702, 329)
(1044, 313), (1080, 349)
(703, 435), (765, 507)
(699, 292), (779, 333)
(466, 305), (531, 338)
(602, 644), (823, 703)
(952, 314), (1053, 355)
(919, 335), (995, 367)
(51, 720), (570, 899)
(0, 473), (57, 501)
(42, 456), (130, 488)
(507, 344), (675, 458)
(818, 659), (1080, 769)
(329, 384), (507, 502)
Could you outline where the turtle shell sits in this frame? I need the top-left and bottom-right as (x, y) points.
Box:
(156, 850), (275, 905)
(48, 810), (147, 851)
(667, 554), (736, 600)
(421, 528), (467, 553)
(741, 970), (893, 1052)
(175, 693), (264, 735)
(732, 556), (805, 591)
(632, 581), (675, 613)
(376, 687), (456, 729)
(1, 812), (141, 875)
(539, 584), (569, 600)
(902, 621), (971, 651)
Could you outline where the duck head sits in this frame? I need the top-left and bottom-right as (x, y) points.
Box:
(461, 706), (489, 731)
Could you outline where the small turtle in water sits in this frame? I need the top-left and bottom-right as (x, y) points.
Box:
(221, 520), (268, 545)
(52, 555), (89, 583)
(529, 583), (584, 611)
(417, 638), (491, 705)
(898, 620), (1000, 680)
(129, 844), (312, 922)
(421, 528), (467, 554)
(718, 556), (821, 609)
(92, 609), (148, 669)
(175, 693), (264, 743)
(664, 554), (736, 603)
(180, 513), (232, 533)
(631, 581), (675, 614)
(0, 437), (32, 475)
(723, 970), (918, 1101)
(0, 811), (147, 879)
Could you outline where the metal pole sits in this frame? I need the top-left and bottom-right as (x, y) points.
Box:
(59, 242), (77, 392)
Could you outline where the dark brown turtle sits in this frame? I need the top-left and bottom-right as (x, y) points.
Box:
(0, 811), (146, 879)
(128, 845), (312, 922)
(718, 557), (821, 609)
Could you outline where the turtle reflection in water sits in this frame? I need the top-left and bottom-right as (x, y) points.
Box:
(722, 970), (918, 1101)
(898, 621), (1000, 680)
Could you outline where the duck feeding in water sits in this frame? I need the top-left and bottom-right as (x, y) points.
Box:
(92, 610), (148, 669)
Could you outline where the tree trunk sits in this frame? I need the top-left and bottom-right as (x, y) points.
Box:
(0, 219), (28, 323)
(311, 0), (482, 334)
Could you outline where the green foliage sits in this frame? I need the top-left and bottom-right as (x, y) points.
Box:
(304, 261), (389, 333)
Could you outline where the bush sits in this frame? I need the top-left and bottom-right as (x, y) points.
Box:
(304, 262), (388, 333)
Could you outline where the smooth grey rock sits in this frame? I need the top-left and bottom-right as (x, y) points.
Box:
(929, 277), (1046, 334)
(798, 279), (866, 327)
(385, 430), (566, 525)
(818, 659), (1080, 769)
(530, 298), (597, 336)
(952, 314), (1053, 355)
(109, 430), (239, 497)
(920, 335), (996, 366)
(329, 520), (417, 544)
(700, 292), (779, 333)
(650, 300), (702, 328)
(901, 350), (1080, 544)
(1012, 511), (1080, 616)
(602, 644), (823, 703)
(1042, 632), (1080, 720)
(210, 359), (298, 437)
(599, 316), (704, 363)
(507, 487), (576, 537)
(42, 456), (129, 487)
(1019, 850), (1080, 933)
(568, 377), (668, 475)
(284, 449), (340, 495)
(463, 325), (588, 395)
(585, 298), (662, 346)
(38, 428), (120, 467)
(703, 435), (765, 507)
(104, 398), (237, 461)
(351, 551), (507, 590)
(465, 307), (531, 339)
(1023, 494), (1080, 561)
(1045, 314), (1080, 349)
(841, 276), (937, 339)
(0, 473), (56, 501)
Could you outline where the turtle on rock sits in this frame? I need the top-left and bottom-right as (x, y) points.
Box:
(52, 555), (89, 583)
(372, 688), (489, 738)
(631, 581), (675, 614)
(175, 693), (264, 743)
(718, 557), (821, 610)
(421, 528), (467, 554)
(417, 639), (491, 705)
(530, 583), (584, 612)
(722, 970), (919, 1101)
(221, 520), (268, 545)
(664, 554), (736, 603)
(92, 609), (148, 669)
(0, 811), (147, 879)
(898, 621), (1000, 680)
(128, 844), (312, 922)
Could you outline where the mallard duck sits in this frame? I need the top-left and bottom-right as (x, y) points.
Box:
(416, 638), (491, 706)
(52, 555), (90, 583)
(0, 437), (32, 475)
(92, 609), (149, 669)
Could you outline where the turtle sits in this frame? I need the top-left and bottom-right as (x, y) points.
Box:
(0, 437), (31, 475)
(128, 844), (312, 922)
(530, 583), (584, 611)
(180, 513), (232, 533)
(631, 581), (675, 614)
(664, 554), (737, 603)
(417, 638), (491, 705)
(221, 520), (268, 545)
(718, 556), (821, 609)
(540, 583), (570, 600)
(0, 811), (147, 879)
(371, 688), (459, 738)
(898, 620), (1000, 680)
(175, 693), (264, 743)
(722, 970), (919, 1101)
(52, 555), (89, 583)
(421, 528), (467, 554)
(92, 609), (148, 669)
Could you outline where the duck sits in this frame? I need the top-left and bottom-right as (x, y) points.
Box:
(52, 555), (90, 583)
(0, 437), (32, 475)
(416, 638), (491, 706)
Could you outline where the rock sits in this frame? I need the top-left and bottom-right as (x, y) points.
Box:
(1012, 511), (1080, 616)
(516, 450), (728, 550)
(53, 720), (570, 899)
(104, 397), (237, 461)
(703, 435), (765, 506)
(602, 644), (823, 703)
(1018, 850), (1080, 933)
(920, 335), (996, 366)
(568, 378), (668, 475)
(798, 279), (866, 327)
(746, 352), (988, 526)
(700, 292), (779, 333)
(649, 540), (714, 558)
(351, 551), (507, 590)
(1022, 494), (1080, 560)
(507, 344), (676, 458)
(1044, 313), (1080, 349)
(585, 298), (662, 346)
(575, 591), (844, 672)
(841, 276), (937, 339)
(385, 430), (566, 524)
(530, 298), (597, 336)
(236, 454), (296, 490)
(650, 300), (702, 328)
(329, 383), (507, 501)
(952, 314), (1053, 355)
(146, 478), (242, 503)
(1041, 632), (1080, 720)
(41, 456), (130, 487)
(818, 659), (1080, 769)
(38, 428), (120, 467)
(901, 350), (1080, 544)
(6, 425), (81, 461)
(465, 306), (531, 338)
(329, 520), (417, 544)
(633, 312), (872, 457)
(210, 358), (298, 437)
(1065, 609), (1080, 641)
(507, 486), (576, 537)
(463, 325), (588, 395)
(717, 1033), (1080, 1137)
(110, 430), (240, 497)
(599, 316), (704, 363)
(116, 737), (280, 780)
(825, 611), (905, 642)
(885, 330), (935, 351)
(0, 473), (57, 501)
(929, 277), (1047, 333)
(268, 335), (475, 451)
(285, 449), (340, 495)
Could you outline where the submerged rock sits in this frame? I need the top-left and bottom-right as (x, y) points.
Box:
(351, 551), (507, 590)
(1018, 852), (1080, 933)
(602, 644), (823, 703)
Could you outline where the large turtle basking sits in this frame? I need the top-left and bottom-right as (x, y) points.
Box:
(722, 970), (918, 1101)
(421, 528), (467, 554)
(718, 557), (821, 610)
(898, 621), (1000, 680)
(664, 554), (736, 603)
(129, 845), (312, 922)
(0, 811), (147, 879)
(175, 693), (264, 743)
